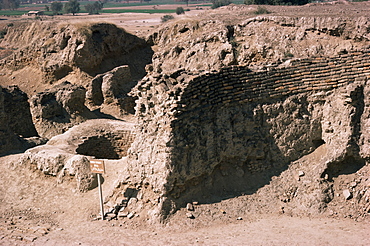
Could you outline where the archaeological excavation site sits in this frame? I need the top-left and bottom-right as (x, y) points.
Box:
(1, 1), (370, 244)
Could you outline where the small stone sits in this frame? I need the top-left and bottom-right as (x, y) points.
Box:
(220, 209), (226, 214)
(324, 174), (329, 180)
(105, 213), (117, 220)
(128, 198), (138, 207)
(298, 171), (305, 177)
(186, 203), (194, 211)
(14, 236), (23, 241)
(237, 217), (243, 220)
(118, 211), (129, 218)
(186, 212), (195, 219)
(349, 181), (357, 188)
(192, 201), (199, 205)
(343, 189), (352, 200)
(127, 212), (135, 219)
(35, 227), (49, 236)
(23, 236), (37, 242)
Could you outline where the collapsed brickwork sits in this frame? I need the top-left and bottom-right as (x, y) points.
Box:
(76, 129), (136, 159)
(1, 15), (370, 223)
(122, 50), (370, 220)
(178, 51), (370, 108)
(21, 119), (136, 192)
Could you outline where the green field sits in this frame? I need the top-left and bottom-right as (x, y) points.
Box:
(0, 10), (27, 16)
(0, 0), (219, 16)
(101, 9), (175, 14)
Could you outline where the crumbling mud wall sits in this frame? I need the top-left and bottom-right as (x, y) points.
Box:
(0, 86), (24, 155)
(149, 16), (370, 75)
(20, 119), (136, 192)
(2, 85), (38, 138)
(0, 85), (47, 156)
(29, 81), (97, 139)
(122, 50), (370, 220)
(86, 65), (137, 117)
(76, 129), (135, 159)
(0, 22), (153, 89)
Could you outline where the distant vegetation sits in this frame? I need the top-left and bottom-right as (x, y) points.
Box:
(211, 0), (231, 9)
(64, 0), (80, 15)
(0, 0), (20, 10)
(0, 0), (211, 15)
(0, 0), (318, 16)
(244, 0), (309, 5)
(176, 6), (185, 14)
(50, 1), (63, 15)
(254, 5), (270, 14)
(161, 14), (174, 22)
(85, 1), (103, 15)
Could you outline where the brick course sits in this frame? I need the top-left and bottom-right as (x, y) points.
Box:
(178, 50), (370, 113)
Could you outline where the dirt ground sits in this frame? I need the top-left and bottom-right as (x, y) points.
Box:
(1, 154), (369, 246)
(1, 2), (370, 245)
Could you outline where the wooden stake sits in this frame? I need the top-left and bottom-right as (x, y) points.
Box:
(97, 173), (105, 220)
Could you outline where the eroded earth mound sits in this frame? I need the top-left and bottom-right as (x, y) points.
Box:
(1, 2), (370, 244)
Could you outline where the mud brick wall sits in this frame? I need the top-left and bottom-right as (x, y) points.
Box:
(76, 130), (135, 159)
(178, 50), (370, 113)
(113, 130), (136, 158)
(127, 50), (370, 218)
(167, 50), (370, 204)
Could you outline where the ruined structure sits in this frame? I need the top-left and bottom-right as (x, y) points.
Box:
(21, 119), (135, 192)
(0, 9), (370, 223)
(121, 50), (370, 219)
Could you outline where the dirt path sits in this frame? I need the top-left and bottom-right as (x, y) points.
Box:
(32, 216), (369, 246)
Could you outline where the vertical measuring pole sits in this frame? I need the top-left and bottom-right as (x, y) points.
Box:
(89, 159), (106, 220)
(97, 173), (105, 220)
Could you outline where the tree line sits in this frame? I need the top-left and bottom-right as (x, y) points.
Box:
(0, 0), (104, 15)
(48, 0), (103, 15)
(1, 0), (314, 13)
(0, 0), (20, 10)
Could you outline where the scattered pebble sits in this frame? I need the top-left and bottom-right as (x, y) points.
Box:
(186, 203), (194, 211)
(343, 189), (352, 200)
(23, 236), (37, 242)
(127, 212), (135, 219)
(186, 212), (195, 219)
(118, 211), (129, 218)
(105, 213), (117, 220)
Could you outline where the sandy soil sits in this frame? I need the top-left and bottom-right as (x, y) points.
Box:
(1, 150), (369, 245)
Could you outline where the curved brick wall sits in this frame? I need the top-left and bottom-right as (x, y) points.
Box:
(127, 50), (370, 219)
(165, 50), (369, 206)
(178, 50), (370, 113)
